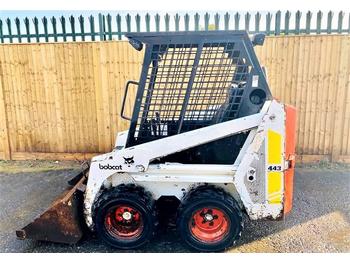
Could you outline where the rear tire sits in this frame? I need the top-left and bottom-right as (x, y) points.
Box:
(177, 186), (243, 252)
(93, 184), (157, 249)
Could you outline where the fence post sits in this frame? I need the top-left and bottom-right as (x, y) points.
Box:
(194, 13), (200, 31)
(0, 20), (3, 43)
(136, 14), (141, 33)
(145, 13), (150, 32)
(0, 69), (11, 160)
(33, 17), (39, 42)
(60, 16), (67, 42)
(155, 14), (160, 32)
(116, 14), (121, 40)
(51, 17), (57, 42)
(234, 12), (240, 30)
(284, 11), (291, 35)
(174, 14), (180, 31)
(106, 14), (112, 40)
(6, 18), (13, 43)
(245, 12), (251, 32)
(214, 13), (220, 30)
(337, 11), (344, 33)
(42, 17), (49, 42)
(69, 15), (76, 41)
(295, 11), (301, 35)
(266, 12), (272, 35)
(204, 13), (210, 31)
(89, 15), (95, 41)
(275, 11), (281, 35)
(255, 12), (261, 33)
(224, 12), (230, 30)
(99, 13), (105, 40)
(78, 15), (85, 41)
(184, 13), (190, 31)
(316, 11), (322, 34)
(306, 11), (312, 34)
(327, 11), (333, 34)
(15, 18), (22, 43)
(165, 13), (170, 32)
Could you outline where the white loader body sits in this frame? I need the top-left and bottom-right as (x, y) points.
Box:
(84, 100), (287, 229)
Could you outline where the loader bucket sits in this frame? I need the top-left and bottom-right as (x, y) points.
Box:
(15, 164), (89, 244)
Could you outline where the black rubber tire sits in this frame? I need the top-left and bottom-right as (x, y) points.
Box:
(92, 184), (157, 249)
(177, 186), (243, 252)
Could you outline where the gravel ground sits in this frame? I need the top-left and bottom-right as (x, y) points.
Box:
(0, 161), (349, 253)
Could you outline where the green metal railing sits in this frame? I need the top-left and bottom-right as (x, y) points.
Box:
(0, 10), (349, 43)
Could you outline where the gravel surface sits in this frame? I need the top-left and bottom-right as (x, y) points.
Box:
(0, 161), (349, 253)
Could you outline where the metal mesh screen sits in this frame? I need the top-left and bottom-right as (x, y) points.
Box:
(134, 41), (251, 142)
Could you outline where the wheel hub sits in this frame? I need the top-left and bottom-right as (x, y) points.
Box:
(190, 207), (230, 243)
(122, 211), (132, 220)
(204, 213), (213, 221)
(105, 205), (144, 239)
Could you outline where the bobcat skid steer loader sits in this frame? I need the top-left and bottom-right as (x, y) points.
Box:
(16, 31), (297, 252)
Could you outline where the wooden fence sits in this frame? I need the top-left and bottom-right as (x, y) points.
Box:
(0, 34), (349, 162)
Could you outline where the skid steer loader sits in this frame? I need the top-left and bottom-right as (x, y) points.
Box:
(16, 31), (296, 252)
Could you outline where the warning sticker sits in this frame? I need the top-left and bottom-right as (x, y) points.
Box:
(252, 75), (259, 87)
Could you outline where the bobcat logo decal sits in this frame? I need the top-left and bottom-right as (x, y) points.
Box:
(123, 156), (135, 167)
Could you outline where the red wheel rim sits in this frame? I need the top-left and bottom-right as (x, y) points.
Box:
(104, 205), (144, 239)
(189, 207), (230, 243)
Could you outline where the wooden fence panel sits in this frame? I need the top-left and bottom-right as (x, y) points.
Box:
(0, 35), (349, 162)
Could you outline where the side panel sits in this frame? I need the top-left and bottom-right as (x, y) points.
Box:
(284, 105), (297, 214)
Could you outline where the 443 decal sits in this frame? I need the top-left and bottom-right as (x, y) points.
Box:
(268, 165), (282, 171)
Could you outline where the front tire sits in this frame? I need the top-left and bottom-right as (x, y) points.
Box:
(93, 185), (157, 249)
(177, 186), (243, 252)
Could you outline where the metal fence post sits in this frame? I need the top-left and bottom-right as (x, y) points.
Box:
(295, 11), (301, 35)
(184, 13), (190, 31)
(99, 13), (105, 40)
(145, 13), (150, 32)
(284, 11), (291, 35)
(224, 12), (230, 30)
(0, 20), (3, 43)
(33, 17), (39, 42)
(6, 18), (13, 43)
(89, 15), (95, 41)
(327, 11), (333, 34)
(306, 11), (312, 34)
(245, 12), (251, 32)
(214, 13), (220, 30)
(234, 12), (240, 30)
(51, 17), (57, 42)
(194, 13), (200, 31)
(204, 13), (210, 31)
(255, 12), (261, 33)
(165, 13), (170, 32)
(116, 14), (121, 40)
(69, 15), (76, 41)
(174, 14), (180, 31)
(60, 16), (67, 42)
(275, 11), (281, 35)
(15, 17), (22, 43)
(78, 15), (85, 41)
(136, 14), (141, 33)
(155, 14), (160, 32)
(337, 11), (344, 33)
(316, 11), (322, 34)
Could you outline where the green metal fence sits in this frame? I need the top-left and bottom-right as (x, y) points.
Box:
(0, 10), (349, 43)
